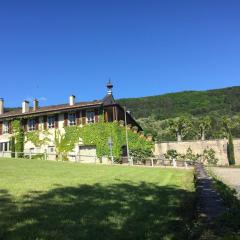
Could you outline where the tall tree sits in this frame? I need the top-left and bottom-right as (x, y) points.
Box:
(227, 133), (235, 165)
(168, 116), (192, 142)
(197, 116), (212, 140)
(221, 116), (237, 165)
(221, 115), (240, 136)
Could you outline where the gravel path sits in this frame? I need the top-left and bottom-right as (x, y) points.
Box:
(211, 167), (240, 199)
(195, 164), (225, 221)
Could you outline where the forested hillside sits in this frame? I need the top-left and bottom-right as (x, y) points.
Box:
(118, 86), (240, 120)
(117, 86), (240, 141)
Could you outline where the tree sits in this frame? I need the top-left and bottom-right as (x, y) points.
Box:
(197, 116), (212, 140)
(227, 133), (235, 165)
(168, 116), (192, 142)
(221, 116), (236, 165)
(221, 116), (234, 135)
(164, 149), (178, 160)
(202, 148), (218, 165)
(185, 147), (198, 161)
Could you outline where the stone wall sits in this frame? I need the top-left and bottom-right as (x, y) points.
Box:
(154, 139), (240, 166)
(233, 139), (240, 165)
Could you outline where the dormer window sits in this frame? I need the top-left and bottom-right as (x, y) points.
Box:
(68, 113), (76, 126)
(48, 116), (55, 129)
(3, 121), (9, 134)
(86, 111), (95, 124)
(28, 119), (36, 131)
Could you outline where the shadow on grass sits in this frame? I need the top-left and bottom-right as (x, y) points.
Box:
(0, 182), (195, 240)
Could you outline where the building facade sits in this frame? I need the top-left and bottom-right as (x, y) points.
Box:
(0, 83), (141, 160)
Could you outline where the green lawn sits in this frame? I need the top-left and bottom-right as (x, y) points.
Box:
(0, 158), (195, 240)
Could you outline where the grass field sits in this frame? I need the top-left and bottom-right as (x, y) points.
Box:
(0, 158), (195, 240)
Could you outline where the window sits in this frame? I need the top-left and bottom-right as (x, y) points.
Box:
(86, 111), (95, 124)
(4, 142), (8, 151)
(30, 148), (35, 153)
(28, 119), (36, 131)
(48, 116), (55, 129)
(0, 142), (9, 152)
(68, 113), (76, 126)
(3, 121), (9, 134)
(48, 146), (55, 153)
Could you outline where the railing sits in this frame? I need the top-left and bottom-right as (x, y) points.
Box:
(0, 151), (98, 163)
(0, 151), (196, 168)
(156, 138), (229, 144)
(131, 157), (196, 167)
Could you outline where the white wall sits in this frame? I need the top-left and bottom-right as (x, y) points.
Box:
(155, 139), (240, 166)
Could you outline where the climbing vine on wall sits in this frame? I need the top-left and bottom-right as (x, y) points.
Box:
(25, 130), (50, 148)
(54, 120), (153, 160)
(54, 128), (80, 154)
(80, 121), (153, 159)
(12, 120), (24, 155)
(11, 120), (50, 152)
(9, 117), (153, 161)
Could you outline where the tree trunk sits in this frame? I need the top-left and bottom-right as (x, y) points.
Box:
(177, 134), (182, 142)
(227, 132), (235, 165)
(201, 131), (205, 141)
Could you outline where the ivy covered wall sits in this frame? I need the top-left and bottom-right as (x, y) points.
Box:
(55, 121), (153, 160)
(11, 120), (24, 154)
(25, 130), (50, 148)
(10, 118), (153, 161)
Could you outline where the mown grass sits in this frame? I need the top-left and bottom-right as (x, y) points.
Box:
(0, 158), (195, 240)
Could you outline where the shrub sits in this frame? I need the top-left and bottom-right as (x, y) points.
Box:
(184, 147), (201, 162)
(164, 149), (178, 160)
(227, 133), (235, 165)
(202, 148), (218, 165)
(130, 148), (153, 161)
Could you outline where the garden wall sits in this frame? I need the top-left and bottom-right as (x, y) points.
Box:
(154, 139), (240, 166)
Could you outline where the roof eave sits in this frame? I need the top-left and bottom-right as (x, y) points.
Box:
(0, 102), (103, 120)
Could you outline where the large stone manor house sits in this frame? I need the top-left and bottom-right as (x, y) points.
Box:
(0, 82), (141, 159)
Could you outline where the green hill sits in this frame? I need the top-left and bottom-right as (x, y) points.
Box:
(118, 86), (240, 141)
(117, 86), (240, 120)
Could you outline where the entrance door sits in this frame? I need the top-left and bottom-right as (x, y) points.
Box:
(78, 145), (96, 163)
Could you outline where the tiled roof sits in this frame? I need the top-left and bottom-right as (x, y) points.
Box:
(0, 100), (103, 119)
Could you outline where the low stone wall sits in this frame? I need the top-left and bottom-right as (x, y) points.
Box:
(233, 139), (240, 165)
(154, 139), (240, 166)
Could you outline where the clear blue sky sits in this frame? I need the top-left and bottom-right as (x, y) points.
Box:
(1, 0), (240, 107)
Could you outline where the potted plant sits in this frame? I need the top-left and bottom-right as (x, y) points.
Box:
(139, 131), (145, 138)
(127, 124), (132, 130)
(146, 133), (153, 141)
(119, 120), (124, 127)
(132, 126), (138, 133)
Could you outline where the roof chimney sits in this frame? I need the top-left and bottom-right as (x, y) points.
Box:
(22, 100), (30, 113)
(33, 99), (39, 111)
(107, 80), (113, 95)
(0, 98), (4, 115)
(69, 95), (75, 106)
